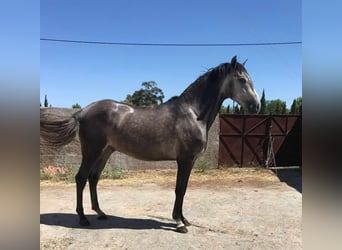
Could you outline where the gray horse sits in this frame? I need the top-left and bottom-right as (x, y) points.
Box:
(40, 56), (260, 233)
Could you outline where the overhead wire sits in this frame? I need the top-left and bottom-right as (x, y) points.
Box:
(40, 38), (301, 47)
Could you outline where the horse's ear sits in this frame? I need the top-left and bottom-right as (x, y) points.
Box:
(242, 59), (248, 66)
(231, 56), (237, 69)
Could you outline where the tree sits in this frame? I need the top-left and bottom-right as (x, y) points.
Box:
(290, 99), (297, 114)
(226, 104), (231, 114)
(233, 104), (240, 114)
(124, 81), (165, 106)
(217, 92), (300, 115)
(219, 105), (226, 114)
(219, 104), (232, 115)
(239, 106), (246, 114)
(259, 89), (267, 114)
(72, 103), (81, 109)
(290, 97), (302, 114)
(281, 103), (287, 114)
(267, 99), (287, 114)
(297, 97), (302, 114)
(124, 94), (133, 105)
(44, 95), (49, 107)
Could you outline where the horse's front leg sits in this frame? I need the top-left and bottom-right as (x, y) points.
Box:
(88, 148), (113, 220)
(88, 172), (107, 220)
(172, 158), (194, 233)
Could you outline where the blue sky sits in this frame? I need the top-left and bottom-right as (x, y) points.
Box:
(40, 0), (301, 108)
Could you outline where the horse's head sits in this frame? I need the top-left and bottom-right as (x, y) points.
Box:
(222, 56), (260, 114)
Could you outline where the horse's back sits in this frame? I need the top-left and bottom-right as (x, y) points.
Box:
(78, 99), (179, 160)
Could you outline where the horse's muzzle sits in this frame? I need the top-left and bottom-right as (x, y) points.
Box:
(248, 102), (260, 114)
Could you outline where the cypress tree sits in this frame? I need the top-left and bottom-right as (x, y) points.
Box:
(226, 104), (231, 114)
(259, 89), (267, 114)
(290, 99), (297, 114)
(44, 95), (48, 107)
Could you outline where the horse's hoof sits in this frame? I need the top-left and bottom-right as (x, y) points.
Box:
(80, 218), (90, 226)
(176, 225), (188, 233)
(183, 218), (191, 227)
(97, 214), (107, 220)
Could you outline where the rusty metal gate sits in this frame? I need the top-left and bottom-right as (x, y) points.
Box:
(218, 115), (301, 167)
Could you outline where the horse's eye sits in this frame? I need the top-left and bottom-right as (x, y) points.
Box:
(239, 78), (247, 84)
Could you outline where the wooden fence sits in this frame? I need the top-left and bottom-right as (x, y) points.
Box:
(219, 115), (301, 167)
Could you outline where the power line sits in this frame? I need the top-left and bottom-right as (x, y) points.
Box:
(40, 38), (301, 47)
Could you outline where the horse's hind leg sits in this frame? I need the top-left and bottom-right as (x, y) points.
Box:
(75, 142), (108, 226)
(88, 146), (113, 220)
(75, 157), (93, 226)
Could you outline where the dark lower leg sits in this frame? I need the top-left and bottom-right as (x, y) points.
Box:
(172, 197), (191, 226)
(89, 173), (107, 220)
(75, 172), (89, 226)
(89, 147), (113, 219)
(172, 158), (193, 233)
(172, 196), (190, 233)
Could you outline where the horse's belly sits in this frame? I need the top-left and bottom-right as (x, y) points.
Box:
(110, 136), (178, 161)
(118, 146), (177, 161)
(124, 150), (176, 161)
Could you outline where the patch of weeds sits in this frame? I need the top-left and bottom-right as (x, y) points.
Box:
(56, 165), (79, 183)
(101, 164), (128, 180)
(40, 165), (52, 180)
(40, 164), (128, 182)
(40, 164), (78, 183)
(195, 160), (210, 173)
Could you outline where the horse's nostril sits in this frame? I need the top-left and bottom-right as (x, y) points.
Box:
(249, 103), (259, 113)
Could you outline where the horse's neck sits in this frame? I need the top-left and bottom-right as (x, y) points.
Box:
(181, 79), (225, 130)
(198, 87), (224, 129)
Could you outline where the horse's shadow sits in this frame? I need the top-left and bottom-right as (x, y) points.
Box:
(272, 168), (302, 193)
(40, 213), (176, 231)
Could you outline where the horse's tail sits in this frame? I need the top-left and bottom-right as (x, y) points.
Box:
(40, 109), (81, 148)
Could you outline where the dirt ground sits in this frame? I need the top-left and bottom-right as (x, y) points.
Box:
(40, 168), (302, 249)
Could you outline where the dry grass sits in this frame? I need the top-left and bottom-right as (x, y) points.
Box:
(40, 168), (279, 188)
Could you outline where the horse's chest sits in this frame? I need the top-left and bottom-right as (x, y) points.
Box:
(193, 122), (207, 144)
(180, 109), (208, 152)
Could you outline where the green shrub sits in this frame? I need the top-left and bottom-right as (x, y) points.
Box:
(100, 164), (128, 179)
(196, 160), (210, 173)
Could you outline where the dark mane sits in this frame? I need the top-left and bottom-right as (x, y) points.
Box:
(164, 95), (179, 103)
(179, 62), (231, 101)
(166, 61), (246, 105)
